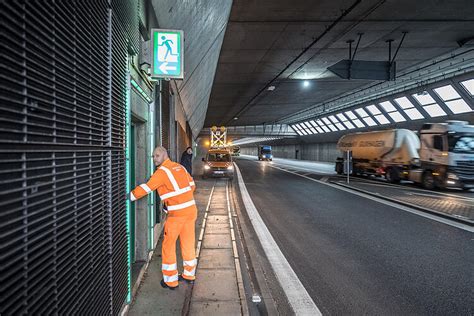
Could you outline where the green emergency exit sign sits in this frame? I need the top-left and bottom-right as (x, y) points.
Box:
(151, 29), (184, 79)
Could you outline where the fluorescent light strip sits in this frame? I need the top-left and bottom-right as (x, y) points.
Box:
(393, 97), (424, 120)
(460, 78), (474, 96)
(379, 100), (405, 123)
(433, 85), (472, 114)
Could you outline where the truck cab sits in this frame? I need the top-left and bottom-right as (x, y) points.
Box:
(258, 145), (273, 161)
(417, 121), (474, 190)
(202, 148), (234, 179)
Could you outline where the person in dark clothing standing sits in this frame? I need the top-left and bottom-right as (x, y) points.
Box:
(180, 146), (193, 175)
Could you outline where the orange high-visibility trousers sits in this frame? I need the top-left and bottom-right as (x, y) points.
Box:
(162, 212), (197, 287)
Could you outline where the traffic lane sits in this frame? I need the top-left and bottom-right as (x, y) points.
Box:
(240, 154), (336, 175)
(235, 158), (474, 315)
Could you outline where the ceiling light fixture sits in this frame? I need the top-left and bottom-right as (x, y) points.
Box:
(303, 80), (310, 87)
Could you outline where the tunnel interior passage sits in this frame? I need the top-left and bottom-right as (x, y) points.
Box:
(1, 0), (473, 315)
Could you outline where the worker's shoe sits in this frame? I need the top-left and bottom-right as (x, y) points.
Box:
(179, 274), (195, 284)
(160, 279), (178, 290)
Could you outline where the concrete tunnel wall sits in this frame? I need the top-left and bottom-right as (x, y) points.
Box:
(152, 0), (233, 138)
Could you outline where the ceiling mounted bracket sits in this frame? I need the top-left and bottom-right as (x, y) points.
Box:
(346, 33), (364, 79)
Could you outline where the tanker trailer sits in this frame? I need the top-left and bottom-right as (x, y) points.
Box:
(335, 129), (420, 183)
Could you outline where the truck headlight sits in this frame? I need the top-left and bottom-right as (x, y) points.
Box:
(227, 165), (234, 170)
(447, 173), (458, 180)
(204, 165), (211, 170)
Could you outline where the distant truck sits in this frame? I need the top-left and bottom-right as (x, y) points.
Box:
(258, 145), (273, 161)
(231, 146), (241, 156)
(335, 121), (474, 190)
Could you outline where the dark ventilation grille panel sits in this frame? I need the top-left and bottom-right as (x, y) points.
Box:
(0, 0), (130, 315)
(112, 0), (140, 55)
(111, 5), (129, 315)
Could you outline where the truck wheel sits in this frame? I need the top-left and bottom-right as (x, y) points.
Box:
(386, 168), (400, 184)
(336, 162), (343, 175)
(422, 171), (435, 190)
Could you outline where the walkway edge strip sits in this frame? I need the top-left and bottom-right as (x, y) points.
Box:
(234, 164), (322, 315)
(196, 184), (215, 258)
(227, 183), (249, 316)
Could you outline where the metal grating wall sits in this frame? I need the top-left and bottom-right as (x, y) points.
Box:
(0, 0), (137, 314)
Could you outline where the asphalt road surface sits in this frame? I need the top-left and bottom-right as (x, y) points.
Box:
(235, 156), (473, 316)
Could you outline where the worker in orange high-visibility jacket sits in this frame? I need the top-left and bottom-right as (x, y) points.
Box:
(130, 146), (197, 290)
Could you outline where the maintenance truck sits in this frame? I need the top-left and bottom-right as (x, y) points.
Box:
(202, 148), (234, 179)
(335, 121), (474, 190)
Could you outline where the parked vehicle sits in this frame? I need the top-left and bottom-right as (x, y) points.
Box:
(335, 121), (474, 190)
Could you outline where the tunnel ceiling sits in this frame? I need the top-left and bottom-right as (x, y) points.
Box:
(204, 0), (474, 128)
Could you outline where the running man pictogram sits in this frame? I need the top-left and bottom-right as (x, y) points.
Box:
(159, 36), (177, 60)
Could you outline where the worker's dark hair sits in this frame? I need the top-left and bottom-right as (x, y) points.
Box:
(186, 146), (192, 151)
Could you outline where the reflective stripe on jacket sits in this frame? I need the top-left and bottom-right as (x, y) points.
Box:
(130, 159), (196, 216)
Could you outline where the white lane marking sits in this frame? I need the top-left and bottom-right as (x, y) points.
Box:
(265, 163), (473, 232)
(234, 163), (322, 315)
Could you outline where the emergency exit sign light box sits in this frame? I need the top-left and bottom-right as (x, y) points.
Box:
(151, 29), (184, 79)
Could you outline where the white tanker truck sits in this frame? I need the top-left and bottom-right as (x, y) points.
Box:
(335, 121), (474, 190)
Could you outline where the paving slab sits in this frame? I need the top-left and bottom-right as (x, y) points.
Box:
(205, 223), (231, 234)
(192, 269), (239, 301)
(210, 203), (227, 209)
(206, 215), (229, 224)
(198, 248), (235, 269)
(202, 233), (232, 249)
(189, 300), (242, 316)
(208, 207), (228, 215)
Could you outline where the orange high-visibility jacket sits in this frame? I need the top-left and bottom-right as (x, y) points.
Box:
(130, 159), (196, 216)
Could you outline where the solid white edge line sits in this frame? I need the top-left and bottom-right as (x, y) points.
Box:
(267, 163), (473, 233)
(234, 163), (322, 315)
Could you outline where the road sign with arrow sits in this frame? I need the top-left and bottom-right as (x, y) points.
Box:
(151, 29), (184, 79)
(328, 60), (395, 81)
